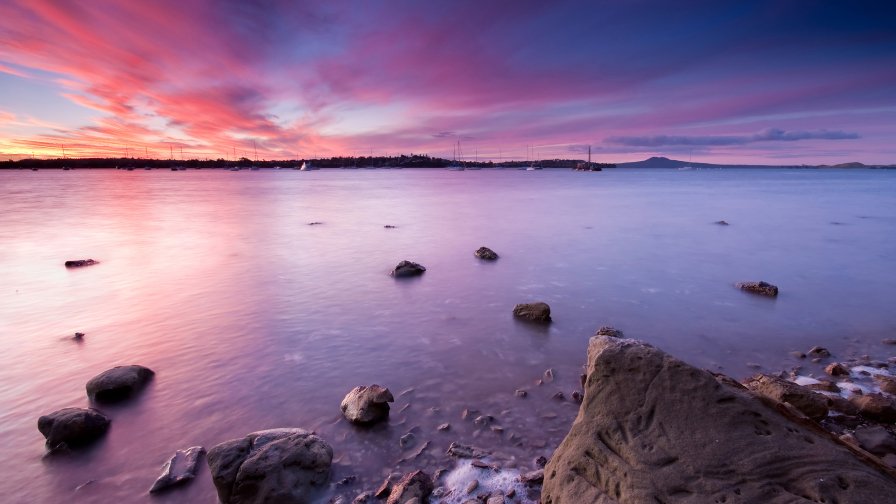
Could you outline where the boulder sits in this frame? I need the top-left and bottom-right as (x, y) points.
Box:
(65, 259), (98, 268)
(149, 446), (205, 493)
(875, 375), (896, 395)
(743, 374), (830, 421)
(37, 407), (110, 448)
(825, 363), (849, 376)
(853, 426), (896, 457)
(385, 470), (432, 504)
(391, 261), (426, 278)
(541, 336), (896, 504)
(340, 385), (394, 424)
(207, 428), (332, 504)
(850, 393), (896, 423)
(735, 281), (779, 297)
(86, 365), (155, 403)
(512, 302), (551, 323)
(474, 247), (499, 260)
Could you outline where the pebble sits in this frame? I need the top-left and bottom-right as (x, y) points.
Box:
(514, 389), (528, 398)
(543, 368), (555, 383)
(466, 480), (479, 494)
(437, 423), (450, 432)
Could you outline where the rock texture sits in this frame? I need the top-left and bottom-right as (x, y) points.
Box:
(474, 246), (499, 260)
(65, 259), (98, 268)
(391, 260), (426, 278)
(736, 280), (779, 297)
(512, 302), (551, 323)
(37, 407), (110, 448)
(207, 428), (332, 504)
(385, 470), (432, 504)
(86, 365), (155, 403)
(340, 385), (394, 424)
(149, 446), (205, 493)
(541, 336), (896, 504)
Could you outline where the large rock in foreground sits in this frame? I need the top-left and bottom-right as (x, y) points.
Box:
(207, 428), (333, 504)
(86, 365), (155, 403)
(542, 336), (896, 503)
(38, 407), (110, 448)
(341, 385), (394, 424)
(512, 302), (551, 323)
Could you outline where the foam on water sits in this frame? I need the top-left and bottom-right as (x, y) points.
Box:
(437, 460), (536, 503)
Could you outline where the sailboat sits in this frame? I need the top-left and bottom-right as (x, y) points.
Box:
(679, 150), (694, 170)
(299, 160), (317, 171)
(448, 140), (465, 171)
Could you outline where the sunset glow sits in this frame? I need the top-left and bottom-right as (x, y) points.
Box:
(1, 0), (894, 164)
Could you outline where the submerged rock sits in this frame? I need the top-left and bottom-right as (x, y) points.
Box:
(474, 246), (499, 260)
(541, 336), (896, 503)
(149, 446), (205, 493)
(714, 220), (730, 226)
(37, 407), (110, 448)
(340, 385), (394, 424)
(735, 280), (779, 297)
(391, 260), (426, 278)
(64, 259), (98, 268)
(86, 365), (155, 403)
(512, 302), (551, 323)
(207, 428), (332, 504)
(385, 470), (432, 504)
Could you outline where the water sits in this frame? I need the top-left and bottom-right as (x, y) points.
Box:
(1, 168), (895, 503)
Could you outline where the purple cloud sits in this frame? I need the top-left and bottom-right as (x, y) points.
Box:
(605, 128), (859, 147)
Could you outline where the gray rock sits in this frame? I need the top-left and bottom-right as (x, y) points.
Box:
(207, 428), (332, 504)
(808, 346), (832, 358)
(446, 442), (488, 459)
(735, 280), (778, 297)
(37, 407), (110, 448)
(520, 469), (544, 484)
(391, 261), (426, 278)
(65, 259), (98, 268)
(474, 247), (499, 260)
(825, 362), (850, 376)
(385, 470), (432, 504)
(512, 302), (551, 322)
(340, 385), (394, 424)
(743, 374), (830, 421)
(149, 446), (205, 493)
(85, 365), (155, 403)
(542, 336), (896, 503)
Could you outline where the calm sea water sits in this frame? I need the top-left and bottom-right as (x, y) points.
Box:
(1, 167), (895, 503)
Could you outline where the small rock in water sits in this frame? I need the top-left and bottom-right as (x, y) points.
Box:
(789, 351), (807, 359)
(512, 302), (552, 322)
(465, 480), (479, 494)
(308, 221), (324, 225)
(386, 470), (432, 504)
(37, 407), (110, 448)
(65, 259), (98, 268)
(353, 491), (375, 504)
(595, 326), (624, 338)
(474, 246), (499, 260)
(437, 423), (451, 431)
(461, 408), (478, 420)
(882, 338), (896, 345)
(571, 391), (584, 403)
(384, 225), (397, 229)
(543, 368), (555, 383)
(486, 491), (506, 504)
(86, 365), (155, 403)
(446, 441), (489, 459)
(149, 446), (205, 493)
(400, 432), (416, 449)
(520, 469), (544, 484)
(341, 385), (394, 424)
(73, 332), (85, 340)
(514, 389), (528, 398)
(552, 391), (565, 401)
(391, 260), (426, 278)
(375, 477), (393, 498)
(714, 220), (730, 226)
(337, 475), (358, 486)
(535, 455), (548, 467)
(473, 415), (494, 426)
(808, 346), (832, 358)
(735, 281), (779, 297)
(825, 363), (849, 376)
(850, 393), (896, 423)
(874, 375), (896, 395)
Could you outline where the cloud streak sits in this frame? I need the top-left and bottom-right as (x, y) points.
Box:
(605, 128), (860, 147)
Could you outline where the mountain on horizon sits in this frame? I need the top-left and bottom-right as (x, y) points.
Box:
(615, 157), (888, 169)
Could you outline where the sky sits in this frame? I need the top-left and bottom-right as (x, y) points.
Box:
(0, 0), (894, 164)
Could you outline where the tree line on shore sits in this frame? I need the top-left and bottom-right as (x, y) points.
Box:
(0, 154), (616, 170)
